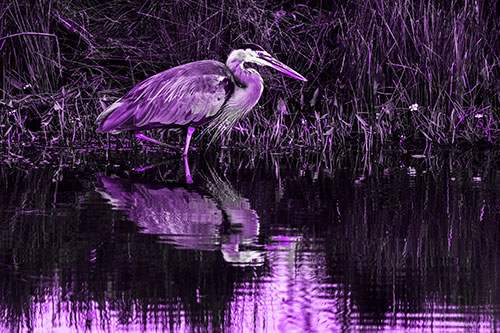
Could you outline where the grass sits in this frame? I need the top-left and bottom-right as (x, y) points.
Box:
(1, 0), (500, 152)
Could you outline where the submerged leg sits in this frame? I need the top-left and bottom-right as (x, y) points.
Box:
(183, 126), (195, 156)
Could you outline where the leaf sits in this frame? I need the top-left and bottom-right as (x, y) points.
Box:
(53, 101), (63, 111)
(277, 98), (288, 114)
(310, 87), (319, 107)
(355, 114), (368, 128)
(5, 76), (24, 90)
(314, 111), (320, 122)
(324, 128), (334, 136)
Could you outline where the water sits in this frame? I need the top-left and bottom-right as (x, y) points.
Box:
(1, 147), (500, 331)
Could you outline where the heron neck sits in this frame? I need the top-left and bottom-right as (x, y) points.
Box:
(229, 61), (262, 89)
(225, 62), (263, 116)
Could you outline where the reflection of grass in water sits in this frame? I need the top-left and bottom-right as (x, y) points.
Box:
(318, 161), (500, 322)
(0, 163), (268, 331)
(326, 177), (500, 317)
(2, 1), (500, 151)
(1, 148), (500, 329)
(232, 148), (500, 322)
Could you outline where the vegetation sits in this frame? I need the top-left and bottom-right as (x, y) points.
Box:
(1, 0), (500, 151)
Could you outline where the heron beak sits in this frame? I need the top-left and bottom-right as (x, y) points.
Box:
(256, 52), (308, 82)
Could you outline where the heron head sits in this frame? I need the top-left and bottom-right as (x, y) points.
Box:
(228, 44), (308, 82)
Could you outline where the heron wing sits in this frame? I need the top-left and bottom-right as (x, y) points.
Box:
(97, 60), (235, 133)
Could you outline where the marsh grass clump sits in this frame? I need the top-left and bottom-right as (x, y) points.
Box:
(1, 0), (500, 151)
(337, 0), (500, 145)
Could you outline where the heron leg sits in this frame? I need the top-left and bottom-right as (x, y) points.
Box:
(135, 133), (179, 151)
(135, 133), (167, 146)
(183, 127), (195, 156)
(184, 155), (193, 184)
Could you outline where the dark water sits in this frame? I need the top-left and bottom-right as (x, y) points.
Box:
(1, 147), (500, 331)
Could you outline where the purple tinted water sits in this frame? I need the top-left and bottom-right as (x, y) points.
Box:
(0, 148), (499, 331)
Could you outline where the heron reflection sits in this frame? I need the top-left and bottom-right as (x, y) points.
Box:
(96, 166), (262, 266)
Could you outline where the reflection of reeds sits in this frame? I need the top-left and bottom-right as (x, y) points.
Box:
(324, 172), (500, 317)
(1, 149), (500, 329)
(2, 1), (500, 151)
(227, 148), (500, 326)
(0, 162), (266, 331)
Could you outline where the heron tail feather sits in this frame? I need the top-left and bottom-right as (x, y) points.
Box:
(96, 101), (126, 133)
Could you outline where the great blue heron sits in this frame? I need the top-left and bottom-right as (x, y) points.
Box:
(96, 44), (307, 155)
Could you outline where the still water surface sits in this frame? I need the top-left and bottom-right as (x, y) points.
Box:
(0, 147), (499, 331)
